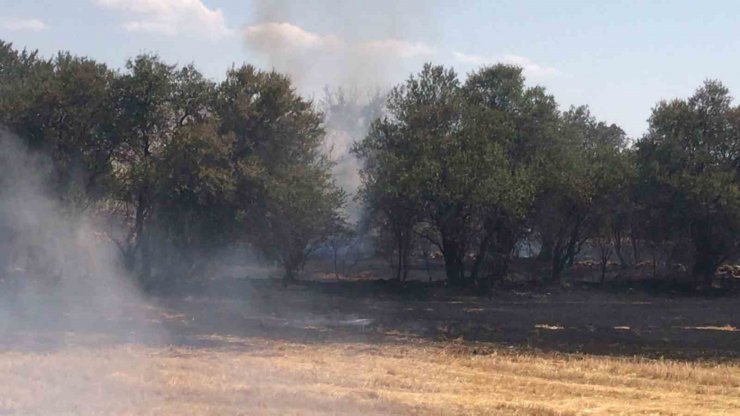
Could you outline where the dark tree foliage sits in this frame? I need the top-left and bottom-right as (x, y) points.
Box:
(354, 64), (541, 285)
(0, 42), (345, 284)
(216, 65), (346, 282)
(635, 81), (740, 285)
(534, 106), (630, 281)
(0, 42), (118, 204)
(1, 38), (738, 289)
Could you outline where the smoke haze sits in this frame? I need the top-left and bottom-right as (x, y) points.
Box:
(243, 2), (438, 217)
(0, 131), (163, 349)
(245, 0), (438, 91)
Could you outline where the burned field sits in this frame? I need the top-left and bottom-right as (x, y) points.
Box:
(1, 275), (738, 416)
(153, 277), (740, 360)
(2, 23), (740, 415)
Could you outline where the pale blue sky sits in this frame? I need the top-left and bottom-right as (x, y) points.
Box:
(2, 0), (740, 138)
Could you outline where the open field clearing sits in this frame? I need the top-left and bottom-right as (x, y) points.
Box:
(2, 338), (740, 415)
(1, 279), (738, 415)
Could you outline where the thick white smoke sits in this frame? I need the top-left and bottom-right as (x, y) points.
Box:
(243, 1), (437, 222)
(0, 131), (163, 349)
(320, 88), (385, 220)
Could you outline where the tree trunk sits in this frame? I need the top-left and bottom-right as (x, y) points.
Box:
(395, 236), (403, 281)
(402, 228), (412, 282)
(692, 249), (720, 288)
(123, 191), (148, 276)
(631, 234), (640, 264)
(283, 250), (304, 285)
(550, 216), (584, 283)
(489, 253), (510, 282)
(537, 235), (554, 263)
(333, 245), (340, 280)
(489, 219), (516, 282)
(600, 261), (607, 284)
(613, 228), (627, 268)
(420, 240), (433, 283)
(140, 229), (152, 282)
(441, 238), (465, 285)
(690, 221), (725, 288)
(393, 225), (412, 282)
(550, 248), (565, 282)
(469, 226), (492, 283)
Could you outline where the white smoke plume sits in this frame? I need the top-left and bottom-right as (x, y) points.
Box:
(244, 21), (435, 90)
(0, 131), (163, 349)
(245, 0), (438, 89)
(243, 1), (437, 221)
(320, 87), (386, 220)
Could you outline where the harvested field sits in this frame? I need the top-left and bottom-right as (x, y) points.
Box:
(1, 279), (738, 415)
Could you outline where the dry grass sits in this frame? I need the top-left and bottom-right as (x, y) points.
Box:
(1, 337), (738, 415)
(1, 278), (738, 415)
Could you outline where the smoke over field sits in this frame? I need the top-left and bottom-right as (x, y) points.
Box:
(1, 2), (740, 414)
(0, 131), (163, 349)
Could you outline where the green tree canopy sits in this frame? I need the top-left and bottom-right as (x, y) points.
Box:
(636, 80), (740, 284)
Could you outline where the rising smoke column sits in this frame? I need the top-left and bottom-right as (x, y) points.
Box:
(243, 1), (438, 222)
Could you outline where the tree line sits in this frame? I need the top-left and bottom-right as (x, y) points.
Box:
(1, 41), (738, 288)
(353, 64), (739, 288)
(0, 41), (345, 285)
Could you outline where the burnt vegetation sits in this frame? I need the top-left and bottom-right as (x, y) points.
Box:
(0, 39), (739, 416)
(0, 40), (739, 294)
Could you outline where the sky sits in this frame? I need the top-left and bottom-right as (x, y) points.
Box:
(2, 0), (740, 138)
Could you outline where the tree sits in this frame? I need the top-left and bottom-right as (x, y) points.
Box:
(593, 149), (636, 281)
(461, 65), (556, 283)
(355, 64), (542, 285)
(259, 163), (347, 282)
(0, 45), (118, 205)
(533, 106), (629, 282)
(154, 121), (236, 278)
(636, 80), (740, 286)
(354, 116), (423, 281)
(217, 65), (346, 282)
(354, 64), (462, 282)
(109, 55), (174, 278)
